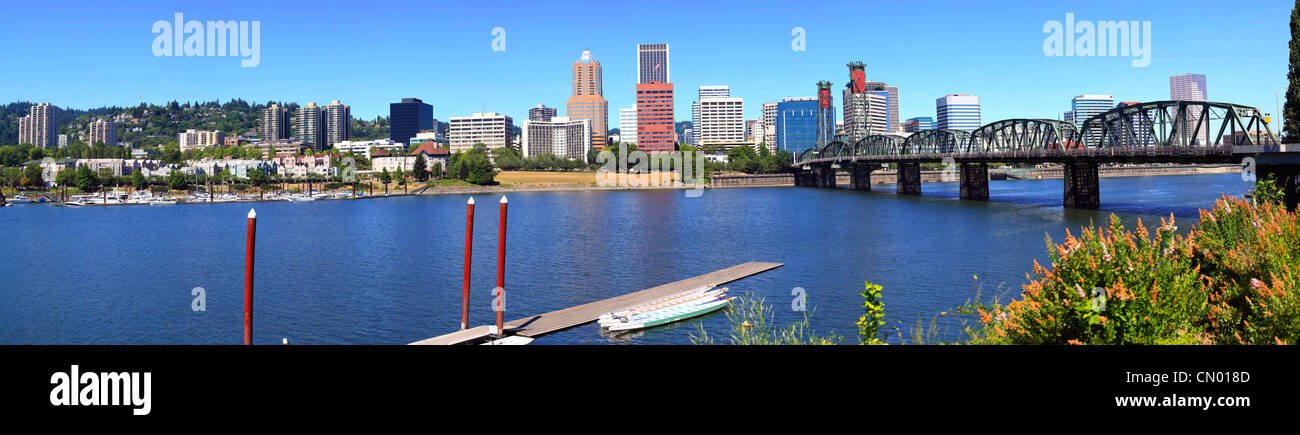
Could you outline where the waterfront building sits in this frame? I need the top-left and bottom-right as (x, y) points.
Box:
(1070, 94), (1114, 127)
(272, 154), (339, 178)
(529, 104), (556, 122)
(522, 116), (591, 159)
(447, 112), (515, 152)
(254, 139), (308, 159)
(697, 97), (745, 146)
(637, 43), (669, 84)
(333, 138), (405, 159)
(635, 82), (675, 153)
(178, 129), (224, 152)
(618, 107), (637, 144)
(88, 119), (118, 147)
(323, 100), (351, 149)
(762, 102), (778, 149)
(390, 98), (433, 146)
(260, 104), (290, 141)
(566, 49), (608, 150)
(904, 117), (934, 132)
(864, 81), (900, 133)
(18, 102), (60, 149)
(372, 142), (449, 175)
(774, 97), (819, 155)
(936, 94), (981, 131)
(295, 102), (324, 149)
(1170, 73), (1209, 145)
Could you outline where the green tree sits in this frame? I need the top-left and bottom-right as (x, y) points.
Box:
(23, 163), (43, 187)
(430, 162), (442, 179)
(1286, 0), (1300, 140)
(167, 169), (188, 190)
(412, 154), (429, 181)
(74, 166), (99, 192)
(55, 167), (75, 187)
(131, 170), (147, 191)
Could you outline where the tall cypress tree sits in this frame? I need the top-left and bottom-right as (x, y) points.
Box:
(1285, 0), (1300, 141)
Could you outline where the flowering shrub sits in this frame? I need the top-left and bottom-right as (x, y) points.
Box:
(973, 195), (1298, 345)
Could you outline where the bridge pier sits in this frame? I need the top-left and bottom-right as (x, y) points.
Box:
(812, 165), (837, 188)
(959, 163), (989, 200)
(849, 165), (872, 191)
(1063, 161), (1100, 209)
(793, 169), (816, 186)
(897, 163), (921, 195)
(1258, 164), (1300, 210)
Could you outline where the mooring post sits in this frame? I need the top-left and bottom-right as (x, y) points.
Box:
(461, 197), (475, 330)
(244, 208), (257, 345)
(495, 196), (508, 336)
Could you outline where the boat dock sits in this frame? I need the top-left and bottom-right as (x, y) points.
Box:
(410, 261), (784, 345)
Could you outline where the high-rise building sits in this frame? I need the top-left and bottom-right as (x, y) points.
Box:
(1070, 94), (1114, 127)
(295, 102), (324, 149)
(57, 134), (68, 148)
(936, 94), (981, 131)
(18, 102), (60, 149)
(762, 102), (778, 149)
(447, 112), (514, 152)
(260, 104), (290, 141)
(529, 104), (557, 122)
(618, 107), (637, 144)
(864, 81), (900, 133)
(692, 85), (731, 145)
(635, 82), (675, 153)
(697, 97), (745, 145)
(87, 119), (117, 147)
(390, 98), (433, 146)
(566, 49), (609, 151)
(637, 43), (669, 84)
(1170, 73), (1208, 145)
(522, 116), (590, 160)
(904, 117), (934, 133)
(323, 100), (351, 149)
(775, 97), (819, 155)
(1116, 101), (1155, 147)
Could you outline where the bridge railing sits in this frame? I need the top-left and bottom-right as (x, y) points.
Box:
(796, 144), (1237, 165)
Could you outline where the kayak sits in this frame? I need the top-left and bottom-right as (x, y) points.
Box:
(604, 298), (734, 332)
(597, 292), (730, 327)
(598, 287), (725, 322)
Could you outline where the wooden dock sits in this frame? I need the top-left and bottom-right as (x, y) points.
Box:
(410, 261), (783, 345)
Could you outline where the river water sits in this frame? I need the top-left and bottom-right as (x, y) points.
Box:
(0, 173), (1249, 344)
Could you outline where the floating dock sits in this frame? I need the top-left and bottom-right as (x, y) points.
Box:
(410, 261), (783, 345)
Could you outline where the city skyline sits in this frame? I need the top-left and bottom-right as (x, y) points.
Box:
(0, 1), (1291, 131)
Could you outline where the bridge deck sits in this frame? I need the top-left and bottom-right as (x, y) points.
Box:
(410, 261), (784, 344)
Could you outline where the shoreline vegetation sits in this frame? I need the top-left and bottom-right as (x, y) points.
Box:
(696, 185), (1299, 345)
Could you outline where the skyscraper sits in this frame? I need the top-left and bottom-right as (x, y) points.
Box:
(775, 97), (819, 155)
(762, 102), (778, 149)
(566, 49), (609, 151)
(1170, 73), (1208, 145)
(1116, 101), (1155, 147)
(87, 118), (117, 147)
(1070, 94), (1114, 127)
(637, 44), (669, 84)
(635, 43), (674, 153)
(936, 94), (981, 131)
(619, 107), (637, 144)
(697, 97), (745, 145)
(390, 98), (433, 146)
(636, 83), (675, 153)
(323, 100), (352, 149)
(904, 117), (934, 133)
(295, 102), (324, 149)
(18, 103), (60, 149)
(864, 81), (899, 133)
(522, 117), (590, 160)
(529, 104), (556, 122)
(260, 104), (290, 141)
(692, 85), (730, 145)
(448, 112), (514, 152)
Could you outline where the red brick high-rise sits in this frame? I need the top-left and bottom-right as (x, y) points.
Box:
(636, 83), (675, 154)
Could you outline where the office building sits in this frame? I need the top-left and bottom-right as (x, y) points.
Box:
(774, 97), (819, 155)
(522, 116), (591, 160)
(1070, 94), (1114, 127)
(864, 81), (899, 133)
(637, 43), (669, 84)
(619, 107), (637, 144)
(390, 98), (433, 146)
(1116, 101), (1155, 147)
(1170, 73), (1208, 144)
(447, 112), (514, 152)
(635, 82), (675, 153)
(87, 119), (117, 147)
(565, 49), (608, 150)
(697, 97), (745, 145)
(18, 102), (60, 149)
(904, 117), (934, 133)
(529, 104), (556, 122)
(762, 102), (778, 148)
(936, 94), (981, 131)
(260, 104), (290, 141)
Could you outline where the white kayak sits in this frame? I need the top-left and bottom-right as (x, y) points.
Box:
(597, 290), (728, 326)
(604, 298), (734, 332)
(598, 286), (721, 321)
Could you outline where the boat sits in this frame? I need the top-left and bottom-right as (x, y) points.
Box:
(602, 297), (735, 332)
(65, 200), (85, 207)
(288, 195), (316, 202)
(597, 292), (729, 326)
(598, 287), (724, 323)
(148, 198), (177, 205)
(11, 194), (32, 204)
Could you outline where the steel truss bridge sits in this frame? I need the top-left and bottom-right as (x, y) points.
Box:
(791, 101), (1300, 209)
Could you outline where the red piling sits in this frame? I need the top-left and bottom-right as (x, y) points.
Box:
(496, 196), (507, 336)
(244, 208), (257, 345)
(461, 197), (475, 330)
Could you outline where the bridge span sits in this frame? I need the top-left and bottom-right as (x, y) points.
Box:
(791, 101), (1300, 209)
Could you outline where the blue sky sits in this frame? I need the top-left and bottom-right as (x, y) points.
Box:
(0, 0), (1292, 130)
